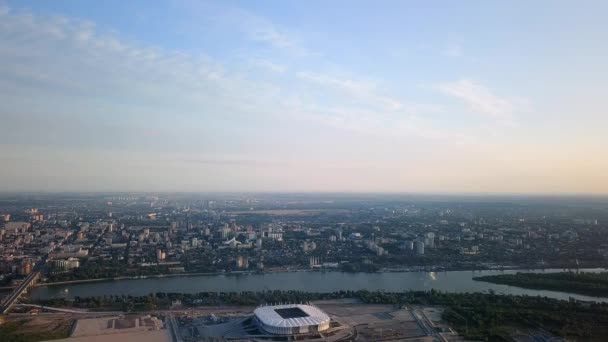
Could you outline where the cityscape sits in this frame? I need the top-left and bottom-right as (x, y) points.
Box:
(1, 193), (608, 341)
(1, 193), (607, 286)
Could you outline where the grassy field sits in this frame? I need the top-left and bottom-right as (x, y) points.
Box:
(0, 317), (73, 342)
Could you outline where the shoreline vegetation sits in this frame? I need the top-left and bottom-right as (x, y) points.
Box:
(474, 271), (608, 297)
(29, 290), (608, 340)
(38, 267), (487, 287)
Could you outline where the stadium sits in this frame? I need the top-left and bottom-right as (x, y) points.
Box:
(253, 304), (331, 335)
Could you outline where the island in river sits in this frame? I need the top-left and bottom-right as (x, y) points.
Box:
(474, 271), (608, 297)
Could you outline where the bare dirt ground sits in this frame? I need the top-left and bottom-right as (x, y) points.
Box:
(1, 303), (461, 342)
(47, 329), (172, 342)
(177, 302), (455, 341)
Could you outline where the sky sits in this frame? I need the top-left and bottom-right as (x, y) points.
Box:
(0, 0), (607, 193)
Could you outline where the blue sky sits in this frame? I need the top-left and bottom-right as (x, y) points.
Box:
(0, 1), (606, 192)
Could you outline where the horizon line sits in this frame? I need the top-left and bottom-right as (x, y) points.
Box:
(0, 190), (607, 197)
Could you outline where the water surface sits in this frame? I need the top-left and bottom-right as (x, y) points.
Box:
(31, 268), (608, 302)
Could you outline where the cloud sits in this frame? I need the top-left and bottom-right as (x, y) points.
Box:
(250, 27), (304, 53)
(178, 157), (287, 166)
(249, 58), (287, 73)
(436, 79), (528, 121)
(0, 3), (8, 16)
(178, 0), (314, 56)
(278, 99), (471, 145)
(0, 4), (451, 152)
(0, 8), (328, 170)
(296, 71), (403, 111)
(443, 43), (464, 57)
(0, 2), (483, 194)
(295, 72), (446, 119)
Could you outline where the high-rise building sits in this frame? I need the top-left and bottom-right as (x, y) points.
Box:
(19, 259), (32, 275)
(400, 240), (414, 250)
(156, 249), (165, 261)
(309, 256), (320, 268)
(424, 232), (435, 248)
(415, 240), (425, 255)
(220, 227), (231, 239)
(237, 256), (249, 269)
(53, 258), (80, 271)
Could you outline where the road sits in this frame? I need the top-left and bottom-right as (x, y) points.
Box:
(412, 307), (448, 342)
(13, 304), (102, 314)
(167, 313), (183, 342)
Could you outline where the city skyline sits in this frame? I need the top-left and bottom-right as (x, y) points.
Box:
(1, 1), (607, 193)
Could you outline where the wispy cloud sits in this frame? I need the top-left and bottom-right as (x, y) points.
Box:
(0, 3), (9, 16)
(0, 4), (453, 151)
(296, 71), (403, 111)
(0, 5), (288, 150)
(249, 58), (287, 73)
(249, 26), (309, 55)
(177, 157), (287, 167)
(443, 43), (464, 57)
(0, 3), (478, 181)
(180, 1), (314, 56)
(436, 79), (528, 121)
(279, 99), (471, 145)
(295, 71), (446, 118)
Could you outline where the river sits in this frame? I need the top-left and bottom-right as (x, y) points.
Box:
(30, 268), (608, 302)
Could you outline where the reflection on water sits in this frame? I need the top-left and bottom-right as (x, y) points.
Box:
(30, 268), (608, 303)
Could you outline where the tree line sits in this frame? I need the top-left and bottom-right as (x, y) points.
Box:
(474, 271), (608, 297)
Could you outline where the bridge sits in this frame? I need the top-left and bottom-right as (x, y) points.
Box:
(0, 270), (41, 314)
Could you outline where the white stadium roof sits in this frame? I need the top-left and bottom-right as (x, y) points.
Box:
(254, 304), (330, 328)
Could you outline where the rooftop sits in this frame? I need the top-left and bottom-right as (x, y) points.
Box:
(274, 307), (309, 319)
(254, 304), (330, 328)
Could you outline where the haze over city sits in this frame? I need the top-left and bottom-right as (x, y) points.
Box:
(1, 0), (607, 193)
(3, 2), (608, 340)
